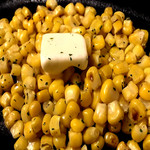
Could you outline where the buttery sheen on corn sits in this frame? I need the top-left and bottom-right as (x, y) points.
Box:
(0, 0), (150, 149)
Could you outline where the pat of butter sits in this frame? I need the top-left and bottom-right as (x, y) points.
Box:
(41, 33), (88, 75)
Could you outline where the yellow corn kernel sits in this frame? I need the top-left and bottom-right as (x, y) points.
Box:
(105, 33), (115, 47)
(10, 93), (24, 111)
(92, 35), (105, 50)
(113, 61), (128, 75)
(72, 26), (86, 35)
(142, 29), (149, 47)
(65, 101), (80, 119)
(23, 76), (36, 91)
(29, 101), (41, 118)
(128, 99), (146, 123)
(82, 108), (94, 127)
(102, 19), (112, 33)
(127, 65), (144, 84)
(64, 16), (76, 28)
(14, 135), (28, 150)
(70, 118), (85, 132)
(70, 73), (81, 86)
(104, 7), (113, 16)
(112, 20), (122, 34)
(144, 67), (150, 76)
(33, 9), (45, 23)
(0, 55), (9, 74)
(21, 104), (31, 123)
(108, 122), (121, 133)
(68, 130), (82, 148)
(31, 116), (42, 133)
(139, 82), (150, 101)
(75, 2), (85, 15)
(43, 100), (54, 115)
(65, 84), (80, 104)
(86, 66), (101, 90)
(22, 6), (32, 17)
(64, 3), (76, 16)
(115, 34), (128, 48)
(91, 136), (105, 150)
(133, 44), (145, 59)
(104, 132), (119, 148)
(53, 5), (64, 17)
(2, 106), (14, 120)
(53, 133), (66, 149)
(108, 100), (124, 125)
(131, 123), (148, 143)
(61, 113), (72, 128)
(85, 6), (96, 16)
(4, 110), (20, 129)
(119, 95), (129, 113)
(113, 75), (125, 93)
(40, 135), (53, 150)
(10, 120), (23, 139)
(125, 51), (137, 64)
(83, 127), (99, 144)
(125, 43), (135, 54)
(80, 89), (92, 108)
(10, 64), (21, 76)
(84, 33), (92, 56)
(138, 55), (150, 69)
(0, 73), (14, 91)
(24, 89), (35, 105)
(0, 92), (11, 108)
(117, 141), (130, 150)
(27, 138), (40, 150)
(93, 103), (107, 125)
(51, 22), (61, 33)
(114, 11), (125, 21)
(46, 0), (57, 10)
(100, 79), (119, 104)
(42, 114), (51, 135)
(127, 140), (141, 150)
(99, 64), (112, 79)
(37, 89), (50, 103)
(81, 11), (95, 28)
(49, 115), (61, 136)
(143, 134), (150, 150)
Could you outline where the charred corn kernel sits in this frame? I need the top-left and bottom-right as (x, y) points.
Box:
(65, 84), (80, 104)
(5, 110), (20, 129)
(127, 65), (144, 84)
(100, 79), (119, 104)
(70, 118), (85, 132)
(68, 130), (82, 148)
(93, 103), (107, 125)
(115, 34), (128, 48)
(131, 124), (148, 143)
(0, 92), (11, 108)
(64, 3), (76, 16)
(37, 74), (51, 90)
(143, 134), (150, 150)
(113, 61), (128, 75)
(75, 2), (85, 15)
(49, 79), (64, 96)
(14, 135), (28, 150)
(119, 95), (129, 113)
(10, 93), (24, 111)
(104, 132), (119, 148)
(125, 51), (137, 64)
(10, 120), (23, 139)
(27, 138), (40, 150)
(21, 64), (34, 81)
(31, 116), (42, 133)
(117, 141), (130, 150)
(108, 122), (121, 133)
(92, 35), (105, 50)
(23, 76), (36, 91)
(11, 64), (21, 76)
(53, 98), (66, 115)
(80, 89), (92, 108)
(86, 66), (101, 90)
(114, 11), (125, 21)
(29, 101), (41, 118)
(24, 89), (35, 105)
(108, 100), (124, 125)
(82, 108), (94, 127)
(42, 114), (51, 135)
(40, 135), (53, 150)
(113, 75), (125, 92)
(21, 104), (31, 123)
(37, 89), (50, 103)
(128, 99), (146, 123)
(49, 115), (61, 136)
(0, 73), (14, 91)
(91, 136), (105, 150)
(105, 33), (115, 47)
(65, 101), (80, 119)
(2, 106), (14, 120)
(46, 0), (57, 10)
(122, 81), (138, 102)
(83, 127), (99, 144)
(72, 26), (86, 35)
(84, 33), (92, 56)
(43, 100), (54, 115)
(53, 133), (66, 149)
(81, 11), (95, 28)
(127, 140), (141, 150)
(112, 20), (122, 34)
(139, 82), (150, 101)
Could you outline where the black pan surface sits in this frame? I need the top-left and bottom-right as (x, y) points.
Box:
(0, 0), (150, 149)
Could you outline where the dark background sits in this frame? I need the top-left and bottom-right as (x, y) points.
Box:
(0, 0), (150, 149)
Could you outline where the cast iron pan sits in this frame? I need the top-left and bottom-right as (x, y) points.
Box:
(0, 0), (150, 149)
